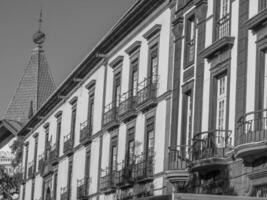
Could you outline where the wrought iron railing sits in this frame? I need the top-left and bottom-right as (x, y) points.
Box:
(77, 177), (90, 199)
(236, 109), (267, 146)
(115, 161), (133, 186)
(132, 150), (154, 181)
(63, 134), (73, 154)
(216, 14), (230, 40)
(60, 187), (68, 200)
(118, 90), (137, 116)
(80, 120), (92, 143)
(103, 101), (118, 126)
(136, 75), (158, 106)
(192, 130), (232, 161)
(100, 169), (116, 191)
(168, 145), (191, 170)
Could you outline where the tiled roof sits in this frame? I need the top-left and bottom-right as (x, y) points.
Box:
(4, 46), (56, 125)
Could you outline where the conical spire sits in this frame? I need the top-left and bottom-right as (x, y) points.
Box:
(4, 9), (56, 125)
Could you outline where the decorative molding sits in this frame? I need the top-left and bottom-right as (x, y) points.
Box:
(43, 122), (49, 129)
(54, 110), (63, 118)
(85, 80), (96, 90)
(69, 96), (78, 105)
(246, 9), (267, 32)
(143, 24), (162, 40)
(125, 41), (142, 55)
(33, 132), (39, 138)
(109, 56), (124, 68)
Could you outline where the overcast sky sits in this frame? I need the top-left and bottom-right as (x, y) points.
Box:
(0, 0), (135, 118)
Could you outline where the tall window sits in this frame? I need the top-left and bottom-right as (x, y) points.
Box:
(181, 90), (193, 149)
(67, 159), (73, 200)
(113, 72), (121, 107)
(71, 104), (77, 144)
(56, 116), (62, 155)
(53, 171), (58, 200)
(216, 75), (227, 146)
(185, 15), (195, 66)
(110, 136), (118, 172)
(88, 92), (95, 129)
(33, 134), (38, 172)
(44, 125), (50, 160)
(85, 150), (91, 178)
(259, 0), (267, 11)
(146, 117), (155, 157)
(127, 127), (135, 165)
(149, 45), (159, 83)
(130, 59), (139, 96)
(216, 0), (230, 39)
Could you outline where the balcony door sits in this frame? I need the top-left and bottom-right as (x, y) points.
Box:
(148, 44), (158, 84)
(130, 59), (139, 97)
(113, 72), (121, 108)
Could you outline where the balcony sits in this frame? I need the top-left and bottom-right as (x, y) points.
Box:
(166, 145), (190, 184)
(118, 90), (137, 122)
(235, 109), (267, 162)
(63, 134), (73, 156)
(28, 162), (34, 179)
(132, 151), (154, 182)
(80, 120), (92, 146)
(41, 159), (53, 178)
(60, 187), (69, 200)
(77, 177), (90, 199)
(115, 161), (133, 188)
(100, 169), (116, 193)
(38, 154), (45, 174)
(216, 14), (230, 41)
(136, 76), (158, 112)
(103, 102), (119, 130)
(191, 130), (232, 173)
(49, 144), (59, 165)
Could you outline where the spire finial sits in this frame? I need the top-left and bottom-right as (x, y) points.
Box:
(33, 7), (46, 45)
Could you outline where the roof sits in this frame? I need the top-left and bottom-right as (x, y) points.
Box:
(18, 0), (169, 136)
(4, 46), (56, 125)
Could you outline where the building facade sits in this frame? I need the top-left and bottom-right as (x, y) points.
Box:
(16, 0), (267, 200)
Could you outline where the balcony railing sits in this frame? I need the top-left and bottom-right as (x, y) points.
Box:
(28, 161), (34, 179)
(100, 169), (116, 192)
(216, 14), (230, 40)
(77, 177), (90, 199)
(38, 154), (45, 174)
(80, 120), (92, 145)
(136, 76), (158, 111)
(115, 161), (133, 187)
(63, 134), (73, 155)
(60, 187), (68, 200)
(49, 144), (59, 165)
(103, 101), (119, 129)
(168, 145), (191, 171)
(192, 130), (232, 161)
(118, 90), (137, 122)
(132, 151), (154, 182)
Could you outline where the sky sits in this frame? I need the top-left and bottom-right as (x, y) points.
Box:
(0, 0), (135, 118)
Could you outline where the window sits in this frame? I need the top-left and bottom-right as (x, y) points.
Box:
(113, 72), (121, 107)
(146, 117), (155, 157)
(33, 135), (39, 172)
(85, 150), (91, 178)
(181, 90), (193, 148)
(130, 59), (139, 96)
(44, 125), (49, 160)
(56, 117), (62, 154)
(110, 135), (118, 172)
(185, 15), (195, 66)
(259, 0), (267, 11)
(149, 45), (159, 83)
(53, 171), (58, 200)
(67, 160), (73, 200)
(216, 75), (227, 146)
(254, 184), (267, 197)
(71, 104), (77, 144)
(216, 0), (230, 40)
(88, 92), (94, 129)
(127, 127), (135, 165)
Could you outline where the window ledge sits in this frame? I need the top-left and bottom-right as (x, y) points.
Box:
(201, 36), (235, 60)
(246, 8), (267, 31)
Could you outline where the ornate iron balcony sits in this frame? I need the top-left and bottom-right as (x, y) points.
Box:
(100, 169), (116, 193)
(168, 145), (191, 171)
(80, 120), (92, 145)
(77, 177), (90, 199)
(114, 161), (133, 187)
(136, 76), (158, 112)
(60, 187), (68, 200)
(118, 90), (137, 122)
(63, 134), (73, 156)
(132, 151), (154, 182)
(103, 101), (119, 130)
(235, 109), (267, 161)
(192, 130), (232, 171)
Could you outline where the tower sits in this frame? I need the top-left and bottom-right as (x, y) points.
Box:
(0, 10), (56, 148)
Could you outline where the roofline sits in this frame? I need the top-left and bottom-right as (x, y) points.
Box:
(18, 0), (169, 136)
